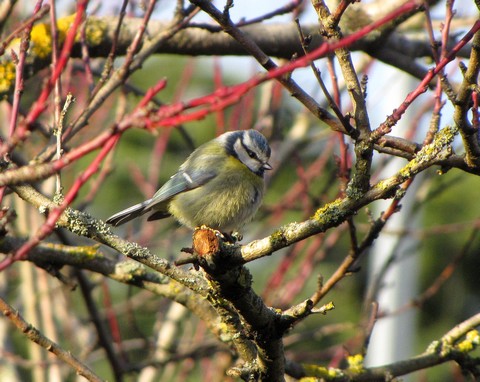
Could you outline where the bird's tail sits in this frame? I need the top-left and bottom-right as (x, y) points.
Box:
(105, 200), (152, 226)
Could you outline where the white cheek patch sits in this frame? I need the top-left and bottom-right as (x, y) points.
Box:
(243, 131), (254, 148)
(234, 140), (256, 172)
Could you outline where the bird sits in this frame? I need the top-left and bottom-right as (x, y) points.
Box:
(106, 129), (272, 234)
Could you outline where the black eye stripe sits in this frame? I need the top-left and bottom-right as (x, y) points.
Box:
(246, 148), (256, 158)
(241, 138), (258, 160)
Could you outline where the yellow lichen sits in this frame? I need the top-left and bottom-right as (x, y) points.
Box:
(312, 198), (343, 223)
(29, 22), (52, 58)
(456, 330), (480, 352)
(0, 62), (16, 94)
(374, 178), (393, 191)
(301, 364), (340, 379)
(56, 14), (77, 38)
(374, 125), (458, 193)
(347, 353), (364, 373)
(11, 14), (106, 61)
(466, 329), (480, 344)
(57, 14), (107, 47)
(269, 228), (288, 247)
(84, 18), (107, 46)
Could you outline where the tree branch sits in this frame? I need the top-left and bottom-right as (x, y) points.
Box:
(0, 296), (103, 382)
(0, 15), (475, 99)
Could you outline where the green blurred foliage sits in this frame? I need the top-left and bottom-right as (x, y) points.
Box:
(421, 172), (480, 324)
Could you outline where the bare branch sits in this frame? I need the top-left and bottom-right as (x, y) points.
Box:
(0, 297), (103, 382)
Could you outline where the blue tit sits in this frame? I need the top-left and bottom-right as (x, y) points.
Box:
(106, 129), (272, 233)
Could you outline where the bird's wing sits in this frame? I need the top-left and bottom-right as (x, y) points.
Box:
(145, 169), (216, 209)
(106, 169), (216, 226)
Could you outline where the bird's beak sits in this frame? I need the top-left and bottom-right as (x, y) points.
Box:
(263, 162), (272, 171)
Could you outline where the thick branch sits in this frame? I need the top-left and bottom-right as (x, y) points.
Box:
(0, 16), (475, 99)
(454, 29), (480, 166)
(9, 184), (209, 293)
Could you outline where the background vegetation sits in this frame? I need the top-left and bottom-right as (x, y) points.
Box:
(0, 0), (479, 381)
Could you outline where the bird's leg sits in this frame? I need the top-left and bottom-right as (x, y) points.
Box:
(227, 231), (243, 243)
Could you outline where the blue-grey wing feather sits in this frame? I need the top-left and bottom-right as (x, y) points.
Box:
(145, 169), (216, 209)
(106, 169), (216, 226)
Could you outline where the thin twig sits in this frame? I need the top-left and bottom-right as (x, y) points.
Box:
(0, 296), (103, 382)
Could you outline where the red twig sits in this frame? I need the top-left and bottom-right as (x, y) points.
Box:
(8, 1), (44, 138)
(137, 127), (174, 244)
(1, 0), (89, 157)
(278, 236), (324, 306)
(49, 0), (64, 137)
(2, 4), (49, 207)
(0, 4), (50, 57)
(262, 241), (307, 302)
(118, 77), (169, 203)
(422, 1), (440, 64)
(378, 229), (478, 318)
(441, 0), (455, 61)
(120, 0), (157, 79)
(27, 1), (88, 123)
(0, 77), (168, 187)
(270, 137), (335, 220)
(213, 58), (226, 133)
(173, 58), (196, 104)
(151, 1), (423, 128)
(79, 12), (95, 91)
(136, 78), (168, 109)
(372, 19), (480, 140)
(89, 0), (129, 99)
(237, 84), (256, 131)
(2, 16), (478, 190)
(102, 281), (126, 361)
(331, 0), (357, 27)
(0, 133), (120, 271)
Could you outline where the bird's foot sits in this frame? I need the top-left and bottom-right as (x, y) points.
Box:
(228, 231), (243, 243)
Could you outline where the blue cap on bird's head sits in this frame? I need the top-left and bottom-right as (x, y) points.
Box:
(221, 129), (272, 177)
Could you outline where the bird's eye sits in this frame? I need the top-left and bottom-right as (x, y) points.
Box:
(246, 149), (256, 159)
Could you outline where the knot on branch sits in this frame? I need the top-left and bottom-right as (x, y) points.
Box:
(176, 227), (245, 272)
